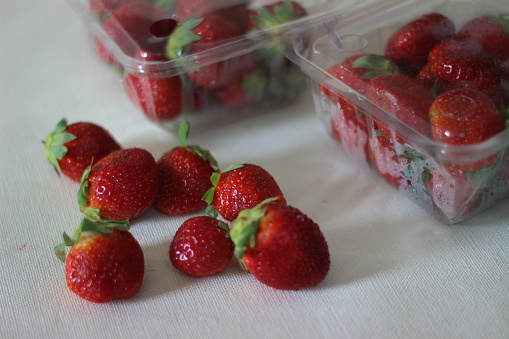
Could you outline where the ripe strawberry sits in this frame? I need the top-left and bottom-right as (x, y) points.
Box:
(322, 54), (400, 100)
(457, 15), (509, 61)
(366, 74), (434, 138)
(247, 0), (307, 69)
(79, 148), (160, 221)
(167, 14), (253, 88)
(203, 163), (286, 222)
(385, 13), (455, 75)
(215, 70), (265, 108)
(155, 122), (218, 216)
(429, 88), (505, 145)
(95, 0), (163, 64)
(55, 218), (144, 303)
(43, 119), (121, 182)
(89, 0), (131, 22)
(425, 39), (506, 105)
(170, 215), (234, 277)
(230, 199), (330, 290)
(426, 165), (478, 221)
(124, 49), (183, 122)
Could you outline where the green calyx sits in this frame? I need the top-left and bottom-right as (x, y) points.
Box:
(166, 15), (203, 60)
(229, 197), (279, 269)
(250, 0), (300, 29)
(202, 163), (246, 206)
(178, 121), (218, 171)
(43, 118), (77, 175)
(352, 54), (400, 79)
(54, 217), (130, 262)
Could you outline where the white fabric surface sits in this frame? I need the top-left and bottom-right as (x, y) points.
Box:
(2, 0), (509, 338)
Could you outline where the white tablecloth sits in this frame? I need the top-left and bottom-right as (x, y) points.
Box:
(2, 0), (509, 338)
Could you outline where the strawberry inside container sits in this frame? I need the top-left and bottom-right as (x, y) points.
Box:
(282, 0), (509, 223)
(66, 0), (345, 130)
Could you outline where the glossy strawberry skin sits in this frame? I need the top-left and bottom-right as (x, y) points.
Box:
(429, 88), (505, 145)
(65, 229), (144, 303)
(49, 122), (121, 182)
(366, 74), (434, 138)
(457, 15), (509, 61)
(156, 147), (216, 216)
(170, 216), (234, 277)
(237, 203), (330, 290)
(385, 13), (455, 75)
(86, 148), (160, 220)
(125, 50), (183, 122)
(213, 164), (286, 222)
(186, 14), (253, 88)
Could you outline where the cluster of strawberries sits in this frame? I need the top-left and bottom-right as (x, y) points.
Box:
(43, 119), (330, 303)
(91, 0), (308, 123)
(321, 12), (509, 221)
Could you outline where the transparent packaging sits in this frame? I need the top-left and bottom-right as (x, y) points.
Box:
(66, 0), (344, 130)
(283, 0), (509, 223)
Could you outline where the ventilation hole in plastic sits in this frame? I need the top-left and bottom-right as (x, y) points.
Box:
(150, 19), (178, 38)
(333, 34), (369, 52)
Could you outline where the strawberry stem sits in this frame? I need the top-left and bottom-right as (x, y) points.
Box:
(43, 118), (77, 175)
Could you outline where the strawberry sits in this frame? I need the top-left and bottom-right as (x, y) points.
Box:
(89, 0), (131, 22)
(247, 0), (307, 70)
(427, 165), (478, 220)
(385, 13), (455, 76)
(457, 15), (509, 61)
(429, 88), (505, 145)
(167, 14), (253, 88)
(322, 54), (400, 100)
(155, 122), (218, 216)
(170, 215), (234, 276)
(424, 39), (506, 105)
(366, 74), (434, 138)
(230, 199), (330, 290)
(367, 128), (412, 190)
(124, 49), (183, 122)
(43, 119), (121, 182)
(203, 163), (286, 222)
(215, 70), (266, 108)
(79, 148), (160, 221)
(96, 0), (163, 64)
(55, 218), (144, 303)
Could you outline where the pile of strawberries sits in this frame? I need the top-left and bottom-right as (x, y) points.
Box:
(91, 0), (309, 123)
(321, 12), (509, 221)
(44, 119), (330, 303)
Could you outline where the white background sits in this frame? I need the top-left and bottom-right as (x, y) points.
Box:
(2, 0), (509, 338)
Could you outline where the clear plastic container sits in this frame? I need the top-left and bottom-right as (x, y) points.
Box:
(66, 0), (344, 130)
(283, 0), (509, 223)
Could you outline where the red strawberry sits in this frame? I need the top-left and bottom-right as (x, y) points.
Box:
(79, 148), (160, 221)
(322, 54), (400, 100)
(230, 199), (330, 290)
(55, 218), (144, 303)
(203, 163), (286, 222)
(43, 119), (121, 182)
(247, 0), (307, 69)
(215, 70), (265, 108)
(125, 49), (183, 122)
(385, 13), (455, 76)
(95, 0), (163, 64)
(457, 15), (509, 61)
(155, 122), (218, 216)
(366, 74), (434, 138)
(167, 14), (253, 88)
(427, 165), (478, 221)
(425, 39), (506, 105)
(429, 88), (505, 145)
(173, 0), (247, 21)
(89, 0), (131, 22)
(367, 128), (412, 190)
(170, 215), (234, 276)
